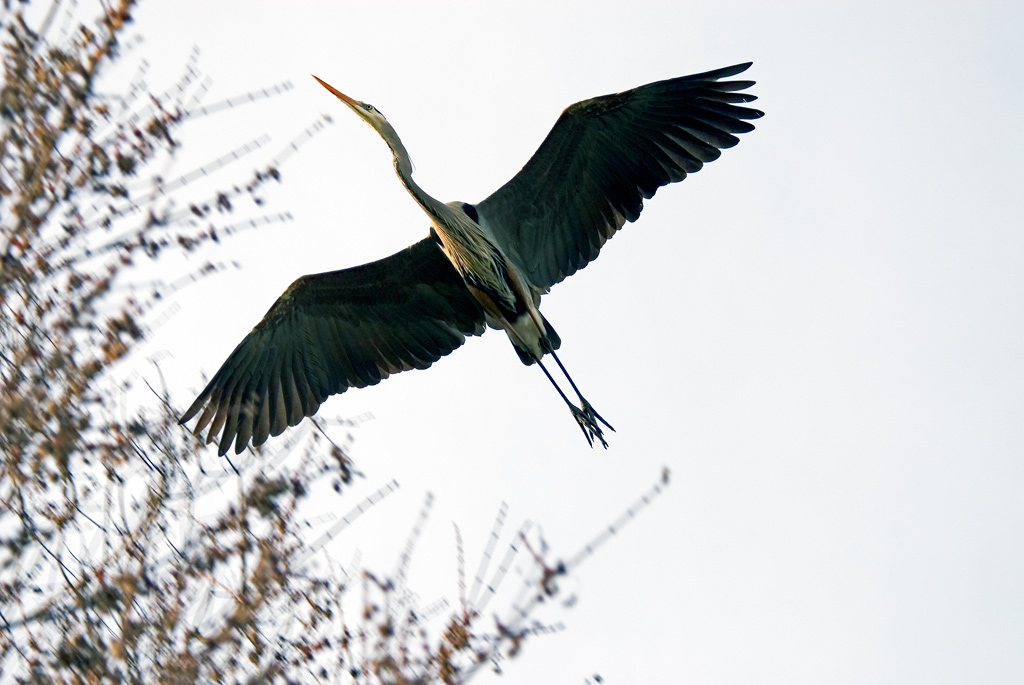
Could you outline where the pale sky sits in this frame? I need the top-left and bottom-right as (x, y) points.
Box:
(109, 1), (1024, 682)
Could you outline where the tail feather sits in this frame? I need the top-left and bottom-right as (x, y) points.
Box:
(510, 314), (561, 366)
(541, 314), (561, 351)
(512, 340), (535, 365)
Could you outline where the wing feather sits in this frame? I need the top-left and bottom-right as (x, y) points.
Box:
(476, 62), (762, 289)
(180, 237), (485, 455)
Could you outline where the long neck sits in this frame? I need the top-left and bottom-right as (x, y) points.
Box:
(383, 129), (517, 308)
(380, 126), (446, 218)
(380, 125), (505, 293)
(395, 156), (447, 219)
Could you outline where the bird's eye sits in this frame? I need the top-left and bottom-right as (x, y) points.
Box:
(364, 103), (374, 112)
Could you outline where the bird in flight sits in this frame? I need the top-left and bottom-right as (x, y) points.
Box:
(180, 63), (762, 455)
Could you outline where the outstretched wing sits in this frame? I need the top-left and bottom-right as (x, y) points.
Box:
(179, 237), (485, 455)
(475, 62), (763, 290)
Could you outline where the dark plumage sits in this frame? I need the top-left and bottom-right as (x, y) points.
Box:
(180, 63), (762, 454)
(477, 62), (760, 289)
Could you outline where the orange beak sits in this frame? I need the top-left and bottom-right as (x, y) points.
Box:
(312, 75), (358, 108)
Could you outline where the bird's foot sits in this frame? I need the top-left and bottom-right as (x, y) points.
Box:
(570, 399), (615, 449)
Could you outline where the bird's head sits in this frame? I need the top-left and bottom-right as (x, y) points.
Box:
(313, 75), (412, 172)
(313, 76), (388, 129)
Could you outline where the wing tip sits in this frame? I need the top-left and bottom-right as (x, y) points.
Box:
(178, 395), (205, 425)
(726, 61), (754, 74)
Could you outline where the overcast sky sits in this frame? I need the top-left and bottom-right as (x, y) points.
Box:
(106, 1), (1024, 682)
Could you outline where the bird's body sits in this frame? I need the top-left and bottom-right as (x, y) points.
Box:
(326, 91), (557, 364)
(437, 201), (555, 365)
(180, 63), (763, 455)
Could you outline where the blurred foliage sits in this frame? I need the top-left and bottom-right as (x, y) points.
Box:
(0, 1), (588, 682)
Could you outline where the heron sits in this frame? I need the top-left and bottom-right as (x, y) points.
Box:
(179, 63), (762, 455)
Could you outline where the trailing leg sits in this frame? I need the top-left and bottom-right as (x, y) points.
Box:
(536, 358), (611, 449)
(549, 350), (614, 433)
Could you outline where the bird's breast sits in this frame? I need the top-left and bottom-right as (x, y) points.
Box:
(433, 217), (521, 316)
